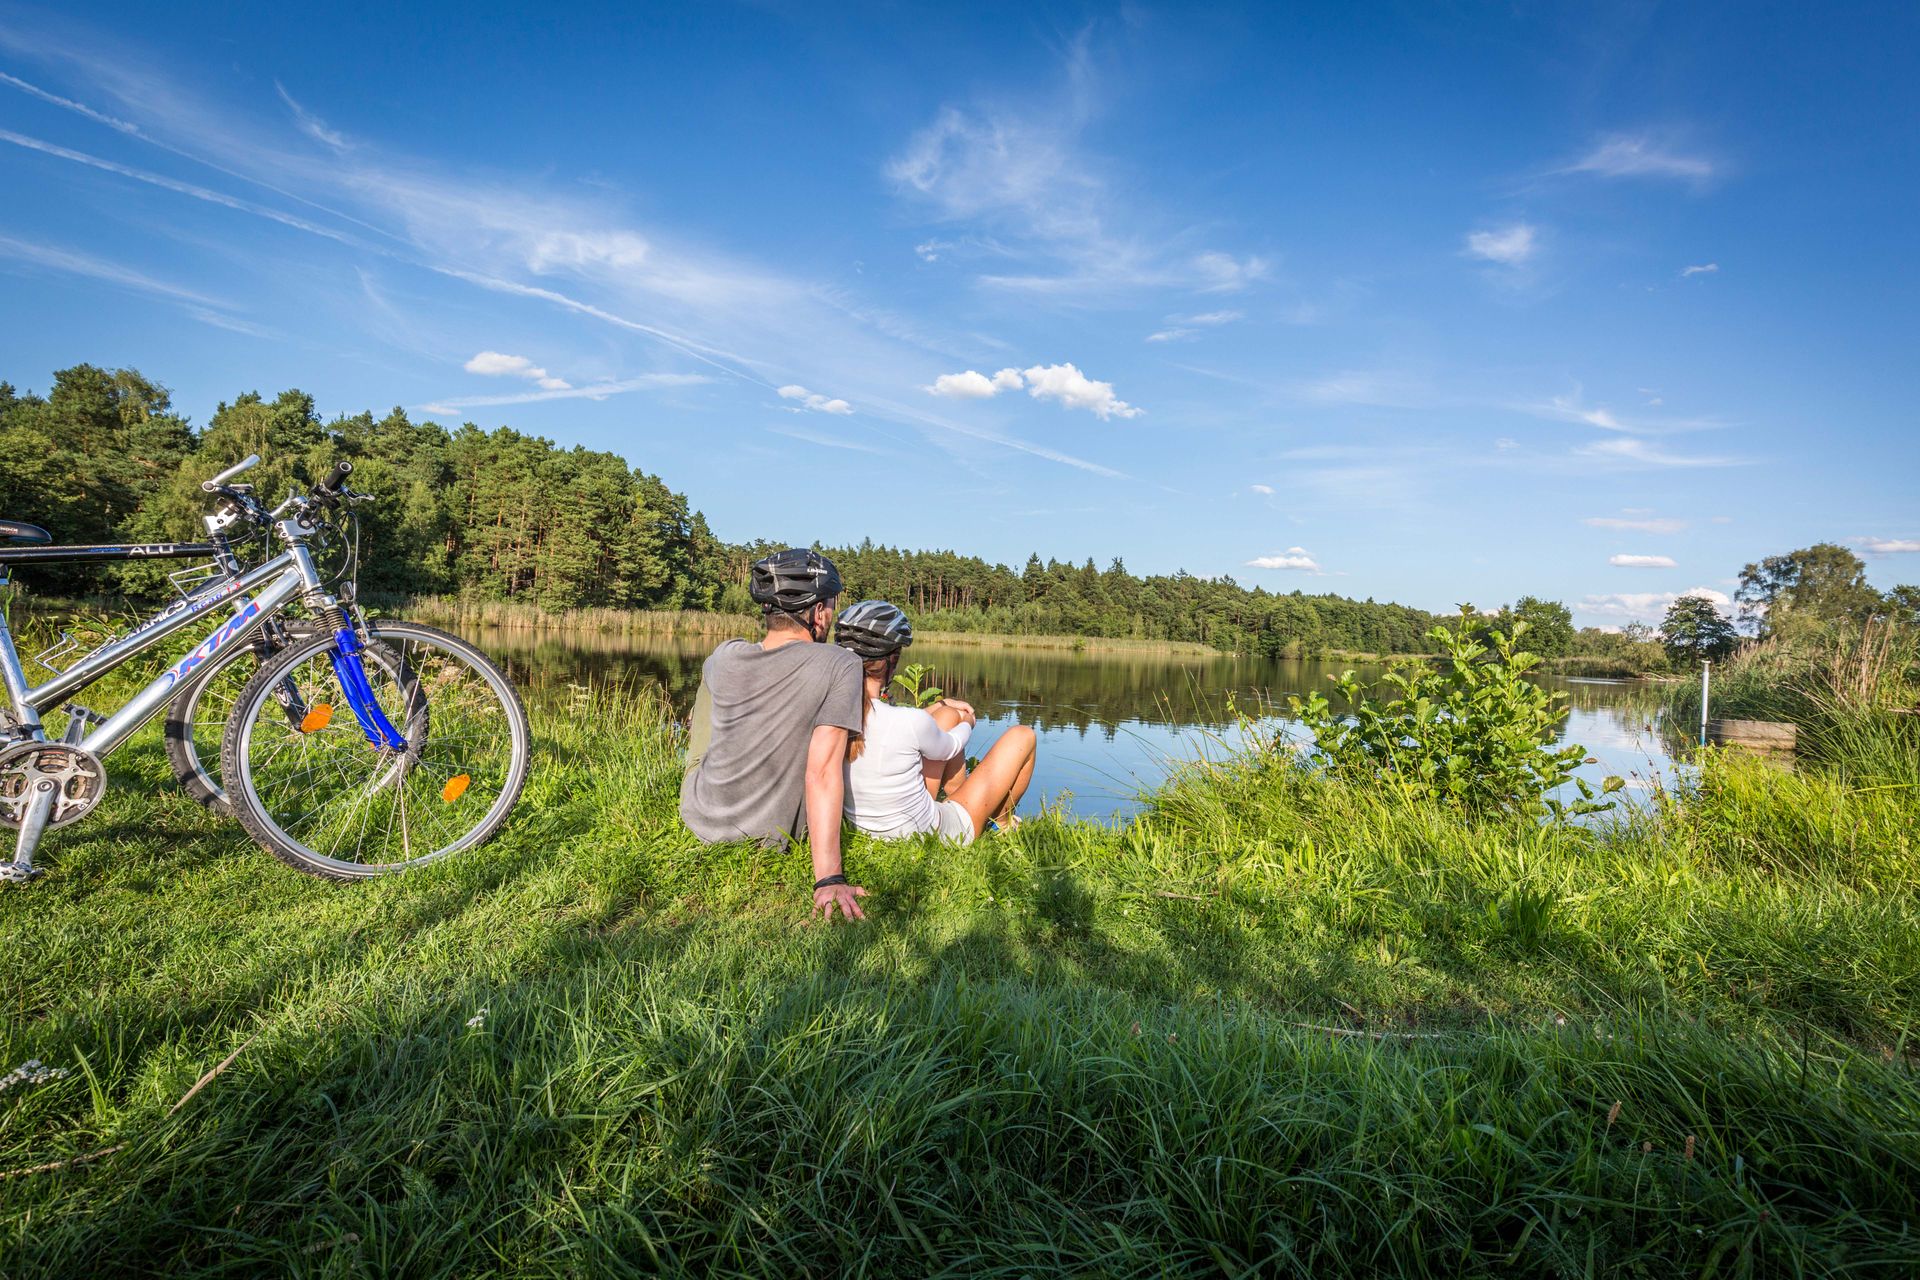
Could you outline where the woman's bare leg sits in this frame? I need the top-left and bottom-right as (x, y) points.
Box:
(924, 703), (969, 798)
(950, 725), (1037, 835)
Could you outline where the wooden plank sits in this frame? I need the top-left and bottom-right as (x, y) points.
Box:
(1707, 718), (1798, 750)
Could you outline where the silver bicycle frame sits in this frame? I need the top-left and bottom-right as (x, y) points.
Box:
(0, 546), (320, 758)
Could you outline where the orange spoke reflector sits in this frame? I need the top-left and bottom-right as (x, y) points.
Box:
(300, 704), (334, 733)
(442, 774), (471, 804)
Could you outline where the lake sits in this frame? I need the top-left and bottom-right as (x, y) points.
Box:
(457, 627), (1681, 823)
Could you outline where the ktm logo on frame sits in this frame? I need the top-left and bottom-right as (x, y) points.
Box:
(161, 600), (262, 690)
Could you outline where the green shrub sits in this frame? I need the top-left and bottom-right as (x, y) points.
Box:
(1290, 607), (1622, 819)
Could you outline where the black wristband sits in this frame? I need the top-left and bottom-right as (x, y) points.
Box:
(814, 874), (848, 890)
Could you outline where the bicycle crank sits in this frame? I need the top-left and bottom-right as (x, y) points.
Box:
(0, 742), (109, 830)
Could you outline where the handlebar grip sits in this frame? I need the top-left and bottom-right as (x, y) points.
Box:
(317, 460), (354, 494)
(202, 454), (262, 492)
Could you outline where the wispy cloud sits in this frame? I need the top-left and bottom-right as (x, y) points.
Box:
(1145, 328), (1195, 343)
(1464, 222), (1538, 266)
(1585, 511), (1687, 534)
(0, 37), (1131, 486)
(1859, 537), (1920, 554)
(1680, 263), (1718, 277)
(1248, 483), (1274, 495)
(1578, 437), (1751, 469)
(1558, 133), (1716, 183)
(274, 82), (349, 151)
(777, 384), (853, 414)
(0, 69), (139, 134)
(1608, 553), (1677, 568)
(0, 126), (360, 245)
(768, 424), (887, 454)
(886, 40), (1265, 297)
(1246, 547), (1320, 572)
(465, 350), (569, 390)
(0, 231), (227, 308)
(1524, 389), (1724, 435)
(418, 373), (710, 414)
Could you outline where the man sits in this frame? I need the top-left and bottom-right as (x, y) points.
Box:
(679, 548), (869, 920)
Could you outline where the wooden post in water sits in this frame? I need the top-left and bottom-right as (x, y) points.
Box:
(1699, 660), (1711, 747)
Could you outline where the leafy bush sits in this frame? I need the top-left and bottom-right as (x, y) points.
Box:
(1289, 607), (1622, 819)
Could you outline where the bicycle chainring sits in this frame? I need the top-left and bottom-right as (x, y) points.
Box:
(0, 742), (109, 830)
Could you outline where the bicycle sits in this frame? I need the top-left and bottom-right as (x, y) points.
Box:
(0, 455), (531, 882)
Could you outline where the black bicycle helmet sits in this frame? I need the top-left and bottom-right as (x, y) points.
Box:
(835, 600), (913, 660)
(748, 548), (843, 614)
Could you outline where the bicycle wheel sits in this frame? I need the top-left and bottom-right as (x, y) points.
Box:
(164, 619), (320, 812)
(221, 621), (530, 879)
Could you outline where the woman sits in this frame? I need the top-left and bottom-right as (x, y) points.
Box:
(835, 600), (1036, 844)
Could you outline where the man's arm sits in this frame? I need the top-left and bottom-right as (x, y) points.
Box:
(803, 724), (866, 921)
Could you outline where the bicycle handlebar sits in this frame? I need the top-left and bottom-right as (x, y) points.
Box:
(202, 454), (262, 492)
(315, 459), (354, 498)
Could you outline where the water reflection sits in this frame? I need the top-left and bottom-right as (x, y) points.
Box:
(464, 627), (1679, 822)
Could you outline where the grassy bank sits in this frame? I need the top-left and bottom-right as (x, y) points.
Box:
(2, 648), (1918, 1274)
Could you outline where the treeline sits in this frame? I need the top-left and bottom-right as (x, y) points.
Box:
(804, 541), (1442, 658)
(4, 362), (1575, 658)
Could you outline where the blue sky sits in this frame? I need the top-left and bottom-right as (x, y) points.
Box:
(1, 1), (1915, 626)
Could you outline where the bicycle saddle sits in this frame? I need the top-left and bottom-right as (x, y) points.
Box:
(0, 519), (52, 545)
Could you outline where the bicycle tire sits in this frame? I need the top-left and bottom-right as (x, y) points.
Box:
(221, 621), (529, 879)
(162, 619), (321, 812)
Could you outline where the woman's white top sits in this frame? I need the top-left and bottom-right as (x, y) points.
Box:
(843, 700), (973, 837)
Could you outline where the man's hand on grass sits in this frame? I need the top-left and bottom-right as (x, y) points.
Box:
(813, 882), (869, 922)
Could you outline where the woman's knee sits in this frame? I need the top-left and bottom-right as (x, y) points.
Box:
(1004, 725), (1037, 755)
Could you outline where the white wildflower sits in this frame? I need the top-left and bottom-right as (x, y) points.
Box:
(465, 1009), (488, 1030)
(1, 1058), (71, 1093)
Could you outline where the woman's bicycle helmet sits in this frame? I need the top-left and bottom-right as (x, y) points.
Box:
(749, 548), (843, 614)
(834, 600), (913, 659)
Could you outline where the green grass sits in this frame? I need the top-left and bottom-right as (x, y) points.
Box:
(2, 675), (1918, 1274)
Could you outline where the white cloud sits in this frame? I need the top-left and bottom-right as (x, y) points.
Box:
(914, 239), (950, 262)
(1247, 547), (1320, 572)
(1464, 222), (1538, 266)
(1680, 263), (1719, 277)
(777, 384), (853, 414)
(1249, 483), (1274, 495)
(1585, 512), (1688, 534)
(1019, 363), (1142, 420)
(925, 367), (1023, 398)
(1609, 553), (1677, 569)
(923, 363), (1139, 419)
(1560, 134), (1717, 182)
(1494, 437), (1520, 451)
(1181, 310), (1244, 326)
(1145, 328), (1195, 343)
(1579, 587), (1730, 625)
(1859, 537), (1920, 554)
(464, 350), (569, 390)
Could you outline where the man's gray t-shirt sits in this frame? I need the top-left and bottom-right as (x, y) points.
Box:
(679, 638), (864, 844)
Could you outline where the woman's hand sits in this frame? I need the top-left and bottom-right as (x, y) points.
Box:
(941, 697), (977, 726)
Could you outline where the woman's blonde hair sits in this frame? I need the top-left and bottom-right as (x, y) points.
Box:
(846, 653), (899, 762)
